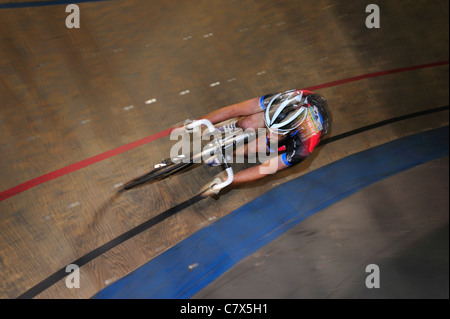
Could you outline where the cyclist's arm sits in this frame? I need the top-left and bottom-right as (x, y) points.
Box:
(232, 155), (289, 185)
(200, 97), (262, 125)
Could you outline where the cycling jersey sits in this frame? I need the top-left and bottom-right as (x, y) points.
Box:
(260, 89), (326, 166)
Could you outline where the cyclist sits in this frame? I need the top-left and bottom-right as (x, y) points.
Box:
(193, 89), (331, 187)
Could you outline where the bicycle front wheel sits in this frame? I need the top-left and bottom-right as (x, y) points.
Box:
(123, 158), (194, 190)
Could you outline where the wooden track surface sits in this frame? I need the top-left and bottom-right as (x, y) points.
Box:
(0, 0), (448, 298)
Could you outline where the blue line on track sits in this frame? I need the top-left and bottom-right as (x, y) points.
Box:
(94, 126), (449, 299)
(0, 0), (110, 9)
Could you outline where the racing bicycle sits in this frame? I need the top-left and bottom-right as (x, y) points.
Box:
(121, 118), (258, 195)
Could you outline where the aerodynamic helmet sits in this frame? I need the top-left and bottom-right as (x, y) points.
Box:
(264, 90), (309, 135)
(263, 89), (331, 136)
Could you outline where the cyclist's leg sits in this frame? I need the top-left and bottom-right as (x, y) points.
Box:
(208, 126), (266, 166)
(236, 112), (265, 130)
(235, 112), (267, 157)
(234, 133), (268, 159)
(209, 113), (266, 166)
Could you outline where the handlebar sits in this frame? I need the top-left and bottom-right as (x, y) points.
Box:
(184, 119), (216, 134)
(185, 119), (235, 194)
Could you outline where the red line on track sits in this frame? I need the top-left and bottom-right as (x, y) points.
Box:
(305, 60), (449, 91)
(1, 60), (448, 202)
(0, 127), (174, 202)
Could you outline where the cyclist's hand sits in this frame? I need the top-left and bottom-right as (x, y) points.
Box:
(210, 177), (223, 194)
(183, 119), (194, 132)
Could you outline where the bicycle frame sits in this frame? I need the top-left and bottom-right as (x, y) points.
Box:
(122, 118), (258, 193)
(184, 119), (258, 192)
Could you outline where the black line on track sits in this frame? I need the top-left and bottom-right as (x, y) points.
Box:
(320, 105), (449, 146)
(17, 105), (449, 299)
